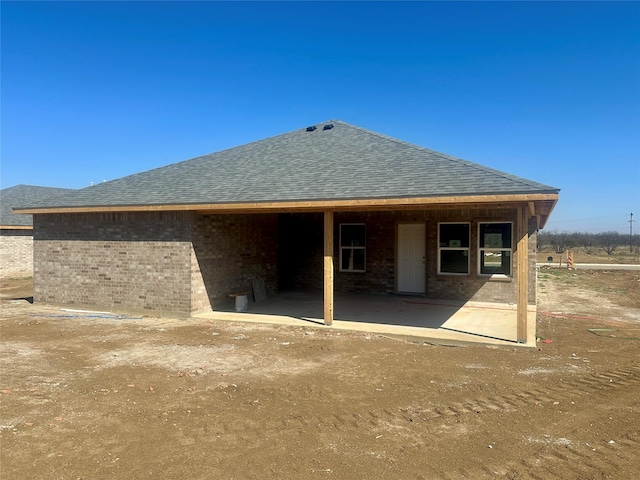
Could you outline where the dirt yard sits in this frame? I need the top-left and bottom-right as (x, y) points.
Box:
(1, 270), (639, 479)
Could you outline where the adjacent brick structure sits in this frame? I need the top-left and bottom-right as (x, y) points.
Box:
(1, 185), (77, 279)
(0, 229), (33, 278)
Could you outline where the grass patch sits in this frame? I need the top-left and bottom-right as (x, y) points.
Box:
(538, 269), (570, 278)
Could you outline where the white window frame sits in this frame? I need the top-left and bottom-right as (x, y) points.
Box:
(339, 223), (366, 273)
(477, 222), (513, 277)
(437, 222), (470, 275)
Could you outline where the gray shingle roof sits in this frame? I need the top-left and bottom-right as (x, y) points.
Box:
(1, 185), (76, 226)
(18, 120), (559, 210)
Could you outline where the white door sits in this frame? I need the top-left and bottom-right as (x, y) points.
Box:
(398, 223), (426, 293)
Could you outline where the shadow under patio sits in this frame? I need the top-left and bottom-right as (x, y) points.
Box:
(193, 291), (537, 347)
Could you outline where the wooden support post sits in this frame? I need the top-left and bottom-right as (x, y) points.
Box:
(517, 206), (529, 343)
(323, 210), (334, 326)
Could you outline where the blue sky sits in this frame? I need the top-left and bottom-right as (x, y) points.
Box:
(2, 1), (639, 233)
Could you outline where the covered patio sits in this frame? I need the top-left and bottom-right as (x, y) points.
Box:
(195, 290), (538, 347)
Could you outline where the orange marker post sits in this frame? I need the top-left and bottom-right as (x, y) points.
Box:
(567, 251), (574, 269)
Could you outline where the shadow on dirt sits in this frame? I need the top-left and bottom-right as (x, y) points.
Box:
(9, 296), (33, 304)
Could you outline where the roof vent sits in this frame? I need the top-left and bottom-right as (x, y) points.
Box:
(323, 123), (334, 130)
(306, 125), (317, 132)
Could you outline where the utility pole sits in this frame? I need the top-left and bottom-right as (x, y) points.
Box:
(629, 212), (635, 253)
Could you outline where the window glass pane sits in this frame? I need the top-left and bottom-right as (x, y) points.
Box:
(341, 225), (365, 247)
(341, 248), (365, 271)
(341, 250), (350, 270)
(440, 250), (469, 274)
(351, 249), (365, 271)
(439, 224), (469, 248)
(479, 223), (511, 248)
(480, 250), (511, 275)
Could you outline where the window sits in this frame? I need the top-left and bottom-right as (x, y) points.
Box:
(438, 223), (470, 274)
(340, 224), (366, 272)
(478, 222), (512, 276)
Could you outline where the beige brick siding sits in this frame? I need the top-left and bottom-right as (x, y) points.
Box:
(34, 212), (193, 315)
(33, 212), (279, 316)
(0, 230), (34, 278)
(190, 241), (209, 314)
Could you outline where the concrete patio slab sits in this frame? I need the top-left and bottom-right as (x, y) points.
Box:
(194, 291), (537, 347)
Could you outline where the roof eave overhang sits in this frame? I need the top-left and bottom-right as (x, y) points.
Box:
(0, 225), (33, 230)
(14, 192), (559, 226)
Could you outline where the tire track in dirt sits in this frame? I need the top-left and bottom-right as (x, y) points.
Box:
(404, 364), (640, 421)
(60, 363), (637, 475)
(451, 431), (640, 480)
(196, 364), (640, 439)
(193, 363), (640, 478)
(65, 355), (627, 480)
(425, 364), (640, 479)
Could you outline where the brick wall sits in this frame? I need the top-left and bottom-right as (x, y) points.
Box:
(334, 212), (396, 294)
(32, 207), (535, 317)
(34, 212), (194, 315)
(190, 241), (210, 314)
(191, 213), (278, 311)
(425, 209), (521, 304)
(33, 211), (279, 316)
(0, 229), (33, 278)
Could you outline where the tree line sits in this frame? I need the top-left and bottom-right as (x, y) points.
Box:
(537, 231), (639, 255)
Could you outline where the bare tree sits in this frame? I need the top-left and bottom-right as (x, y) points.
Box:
(576, 231), (595, 254)
(538, 230), (639, 258)
(597, 231), (624, 255)
(543, 231), (576, 255)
